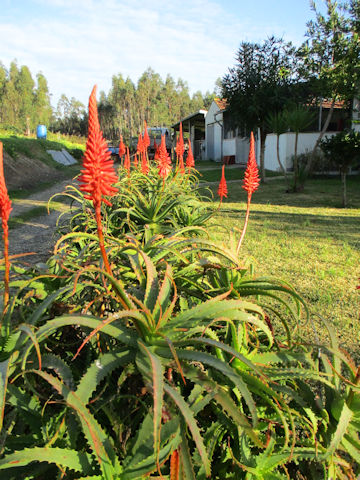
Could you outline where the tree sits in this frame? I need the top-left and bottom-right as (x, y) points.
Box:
(320, 129), (360, 206)
(299, 0), (360, 173)
(222, 37), (300, 182)
(266, 110), (288, 177)
(34, 73), (52, 126)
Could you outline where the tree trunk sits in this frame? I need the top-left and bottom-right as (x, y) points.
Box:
(276, 134), (286, 177)
(341, 170), (347, 208)
(305, 98), (336, 175)
(260, 129), (266, 183)
(293, 132), (299, 192)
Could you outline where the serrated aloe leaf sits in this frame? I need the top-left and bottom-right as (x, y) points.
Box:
(324, 399), (353, 459)
(137, 342), (164, 463)
(0, 356), (13, 432)
(0, 447), (94, 474)
(27, 286), (73, 326)
(29, 370), (119, 479)
(122, 417), (180, 479)
(179, 423), (196, 480)
(164, 383), (211, 477)
(42, 354), (74, 389)
(76, 348), (134, 404)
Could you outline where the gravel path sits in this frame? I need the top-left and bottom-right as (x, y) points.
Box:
(8, 178), (74, 265)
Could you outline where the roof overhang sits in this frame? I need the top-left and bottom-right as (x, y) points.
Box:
(171, 110), (207, 132)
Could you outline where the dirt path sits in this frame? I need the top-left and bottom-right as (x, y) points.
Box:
(8, 179), (74, 265)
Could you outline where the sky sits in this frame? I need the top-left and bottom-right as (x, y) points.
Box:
(1, 0), (317, 108)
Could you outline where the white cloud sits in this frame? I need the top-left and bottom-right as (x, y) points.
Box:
(1, 0), (307, 107)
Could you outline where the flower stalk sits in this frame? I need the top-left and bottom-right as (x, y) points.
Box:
(236, 132), (260, 255)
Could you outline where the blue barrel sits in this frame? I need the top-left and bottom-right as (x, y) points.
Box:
(36, 124), (47, 139)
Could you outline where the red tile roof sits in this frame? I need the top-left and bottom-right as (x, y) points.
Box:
(214, 98), (228, 110)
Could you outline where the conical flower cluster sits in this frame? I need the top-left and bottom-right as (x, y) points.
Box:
(158, 135), (172, 179)
(217, 164), (228, 200)
(124, 147), (131, 173)
(242, 132), (260, 196)
(0, 142), (12, 225)
(118, 135), (126, 158)
(175, 122), (185, 158)
(143, 120), (150, 149)
(78, 86), (118, 207)
(186, 139), (195, 169)
(136, 133), (144, 155)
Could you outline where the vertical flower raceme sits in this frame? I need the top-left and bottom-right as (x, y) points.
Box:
(78, 85), (118, 274)
(0, 142), (12, 311)
(137, 133), (144, 156)
(175, 122), (185, 159)
(186, 138), (195, 169)
(134, 153), (139, 168)
(217, 164), (228, 203)
(118, 135), (126, 159)
(141, 151), (149, 175)
(154, 138), (160, 161)
(236, 132), (260, 254)
(242, 131), (260, 196)
(158, 134), (172, 180)
(124, 147), (131, 174)
(143, 120), (150, 150)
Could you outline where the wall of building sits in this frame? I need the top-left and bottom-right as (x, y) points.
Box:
(205, 102), (223, 162)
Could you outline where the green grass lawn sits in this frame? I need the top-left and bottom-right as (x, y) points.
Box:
(206, 175), (360, 356)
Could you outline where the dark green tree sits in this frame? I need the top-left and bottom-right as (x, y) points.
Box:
(222, 37), (301, 182)
(320, 129), (360, 206)
(299, 0), (360, 173)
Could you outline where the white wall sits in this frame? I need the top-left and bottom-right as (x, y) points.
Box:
(205, 101), (223, 161)
(223, 138), (236, 156)
(264, 132), (338, 171)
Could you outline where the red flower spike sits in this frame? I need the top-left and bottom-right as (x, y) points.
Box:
(0, 141), (11, 311)
(141, 152), (149, 175)
(78, 85), (118, 208)
(217, 164), (228, 200)
(0, 142), (12, 225)
(158, 134), (172, 179)
(153, 137), (158, 151)
(236, 131), (260, 255)
(134, 153), (138, 168)
(124, 147), (131, 172)
(242, 132), (260, 196)
(78, 85), (118, 275)
(175, 122), (185, 158)
(186, 138), (195, 169)
(143, 120), (150, 149)
(136, 133), (144, 154)
(178, 154), (185, 174)
(118, 135), (126, 158)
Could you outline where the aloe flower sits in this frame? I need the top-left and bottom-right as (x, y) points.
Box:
(137, 133), (144, 155)
(186, 138), (195, 169)
(143, 120), (150, 150)
(134, 153), (139, 168)
(141, 152), (149, 175)
(124, 147), (131, 173)
(217, 164), (228, 204)
(78, 85), (118, 273)
(0, 141), (12, 310)
(158, 134), (172, 180)
(236, 132), (260, 254)
(118, 135), (126, 158)
(175, 122), (184, 158)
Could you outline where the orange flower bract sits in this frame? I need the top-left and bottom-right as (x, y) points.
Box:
(0, 142), (12, 225)
(78, 85), (118, 207)
(217, 164), (228, 199)
(242, 132), (260, 196)
(158, 134), (172, 179)
(186, 139), (195, 169)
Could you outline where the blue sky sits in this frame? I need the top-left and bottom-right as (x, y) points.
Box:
(1, 0), (317, 108)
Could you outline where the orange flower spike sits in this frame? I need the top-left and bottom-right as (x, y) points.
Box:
(141, 152), (149, 175)
(178, 154), (185, 174)
(242, 131), (260, 196)
(170, 450), (180, 480)
(124, 147), (131, 173)
(136, 132), (144, 155)
(175, 122), (184, 158)
(78, 85), (118, 208)
(186, 138), (195, 169)
(0, 141), (12, 311)
(158, 134), (172, 179)
(217, 164), (228, 201)
(78, 85), (118, 274)
(118, 135), (126, 158)
(143, 120), (150, 150)
(237, 131), (260, 254)
(134, 153), (138, 168)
